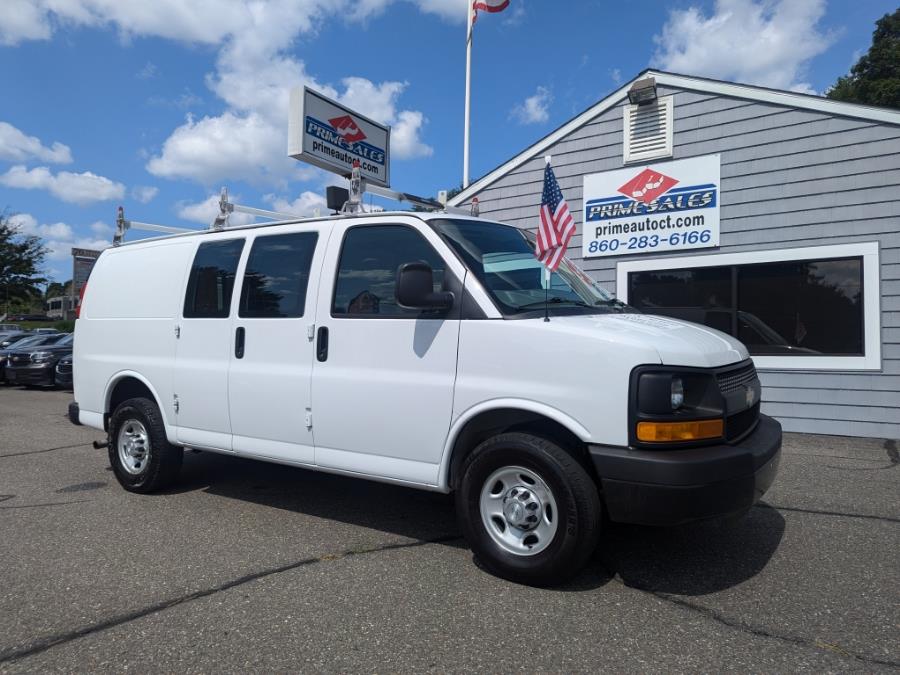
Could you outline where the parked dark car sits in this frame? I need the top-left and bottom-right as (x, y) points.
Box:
(55, 353), (73, 389)
(1, 333), (71, 385)
(0, 332), (35, 349)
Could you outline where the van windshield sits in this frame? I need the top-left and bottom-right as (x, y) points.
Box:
(432, 219), (631, 316)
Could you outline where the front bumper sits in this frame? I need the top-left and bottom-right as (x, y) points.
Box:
(5, 363), (56, 386)
(589, 414), (781, 526)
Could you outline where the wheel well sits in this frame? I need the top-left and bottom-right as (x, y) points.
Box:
(106, 377), (158, 429)
(447, 409), (593, 490)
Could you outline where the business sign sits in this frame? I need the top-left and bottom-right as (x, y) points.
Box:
(582, 154), (720, 258)
(71, 247), (101, 298)
(288, 87), (391, 187)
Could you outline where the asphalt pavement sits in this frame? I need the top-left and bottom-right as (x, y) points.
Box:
(0, 387), (898, 673)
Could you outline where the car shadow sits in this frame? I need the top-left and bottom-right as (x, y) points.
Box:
(168, 451), (784, 593)
(593, 503), (786, 596)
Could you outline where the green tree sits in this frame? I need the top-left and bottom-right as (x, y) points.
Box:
(0, 211), (48, 317)
(827, 9), (899, 109)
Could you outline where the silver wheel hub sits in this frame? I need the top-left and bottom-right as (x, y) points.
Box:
(117, 419), (150, 475)
(479, 466), (558, 557)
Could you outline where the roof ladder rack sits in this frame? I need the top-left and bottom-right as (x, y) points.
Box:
(113, 206), (195, 246)
(212, 187), (301, 230)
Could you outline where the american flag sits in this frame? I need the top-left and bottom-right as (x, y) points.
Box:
(472, 0), (509, 24)
(535, 161), (575, 271)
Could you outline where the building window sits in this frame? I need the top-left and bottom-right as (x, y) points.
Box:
(616, 243), (881, 371)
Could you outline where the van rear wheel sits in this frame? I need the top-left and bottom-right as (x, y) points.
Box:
(108, 397), (182, 493)
(456, 432), (601, 586)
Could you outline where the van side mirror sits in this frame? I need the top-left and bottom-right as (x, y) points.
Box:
(396, 262), (454, 311)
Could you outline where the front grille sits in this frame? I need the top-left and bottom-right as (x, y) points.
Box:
(716, 362), (757, 395)
(8, 353), (30, 365)
(726, 402), (760, 441)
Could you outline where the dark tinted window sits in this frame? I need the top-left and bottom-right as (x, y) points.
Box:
(628, 266), (733, 333)
(628, 256), (864, 356)
(184, 239), (245, 318)
(239, 232), (318, 318)
(333, 225), (444, 318)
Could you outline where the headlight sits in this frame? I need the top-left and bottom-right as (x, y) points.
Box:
(30, 351), (53, 363)
(670, 377), (684, 410)
(632, 368), (724, 444)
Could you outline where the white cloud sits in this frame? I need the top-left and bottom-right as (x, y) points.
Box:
(176, 194), (255, 226)
(90, 220), (113, 235)
(5, 1), (435, 187)
(0, 121), (73, 164)
(510, 86), (552, 125)
(10, 212), (110, 263)
(0, 165), (126, 205)
(264, 191), (328, 217)
(147, 112), (298, 185)
(609, 68), (622, 85)
(0, 0), (52, 45)
(136, 61), (159, 79)
(131, 185), (159, 203)
(653, 0), (834, 93)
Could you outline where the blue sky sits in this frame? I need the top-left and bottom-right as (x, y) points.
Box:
(0, 0), (894, 283)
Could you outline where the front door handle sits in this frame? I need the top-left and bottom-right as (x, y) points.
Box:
(316, 326), (329, 362)
(235, 326), (245, 359)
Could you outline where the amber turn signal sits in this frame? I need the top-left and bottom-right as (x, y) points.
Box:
(636, 419), (724, 442)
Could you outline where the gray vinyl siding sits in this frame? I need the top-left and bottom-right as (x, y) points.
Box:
(467, 85), (900, 439)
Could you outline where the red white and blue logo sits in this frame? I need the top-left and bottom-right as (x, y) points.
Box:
(305, 114), (385, 165)
(328, 115), (366, 143)
(585, 165), (716, 222)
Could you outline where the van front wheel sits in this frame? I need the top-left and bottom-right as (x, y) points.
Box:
(108, 398), (182, 493)
(456, 432), (601, 586)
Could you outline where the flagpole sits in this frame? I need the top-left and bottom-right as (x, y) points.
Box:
(463, 0), (474, 188)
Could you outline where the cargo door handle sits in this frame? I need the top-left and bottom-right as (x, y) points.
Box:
(316, 326), (329, 362)
(235, 326), (245, 359)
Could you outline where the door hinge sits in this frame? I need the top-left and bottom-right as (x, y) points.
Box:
(304, 408), (312, 429)
(307, 323), (315, 341)
(173, 395), (180, 414)
(174, 325), (181, 339)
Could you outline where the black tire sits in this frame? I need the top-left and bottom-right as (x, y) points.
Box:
(456, 432), (602, 586)
(108, 397), (183, 493)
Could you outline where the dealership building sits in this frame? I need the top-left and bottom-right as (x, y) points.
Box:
(450, 70), (900, 439)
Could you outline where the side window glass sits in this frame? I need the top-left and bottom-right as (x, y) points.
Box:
(333, 225), (445, 318)
(183, 239), (245, 318)
(239, 232), (318, 318)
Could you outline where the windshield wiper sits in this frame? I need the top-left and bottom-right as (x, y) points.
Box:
(513, 297), (591, 311)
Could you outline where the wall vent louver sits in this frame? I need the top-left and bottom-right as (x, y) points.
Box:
(623, 96), (674, 163)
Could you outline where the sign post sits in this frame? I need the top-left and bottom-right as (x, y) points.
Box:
(288, 87), (391, 188)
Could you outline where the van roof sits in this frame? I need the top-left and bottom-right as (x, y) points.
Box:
(109, 210), (494, 249)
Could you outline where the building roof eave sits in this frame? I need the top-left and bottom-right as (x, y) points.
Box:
(448, 69), (900, 207)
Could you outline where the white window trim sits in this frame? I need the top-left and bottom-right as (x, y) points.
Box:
(623, 96), (674, 164)
(615, 242), (882, 371)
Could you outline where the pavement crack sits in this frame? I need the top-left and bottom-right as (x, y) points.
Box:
(0, 443), (89, 459)
(0, 499), (91, 510)
(0, 533), (462, 665)
(762, 503), (900, 524)
(614, 579), (900, 668)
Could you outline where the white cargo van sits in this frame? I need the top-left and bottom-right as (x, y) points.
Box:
(72, 212), (780, 585)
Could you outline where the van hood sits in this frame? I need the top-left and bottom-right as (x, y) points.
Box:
(552, 312), (748, 368)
